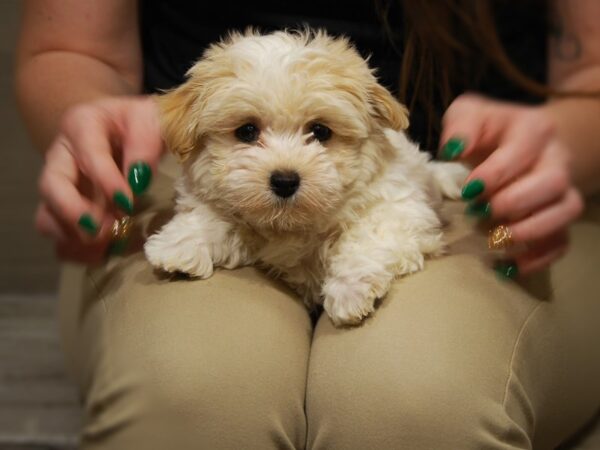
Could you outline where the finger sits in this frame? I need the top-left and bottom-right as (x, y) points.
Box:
(439, 94), (511, 162)
(39, 156), (107, 240)
(53, 210), (117, 264)
(120, 97), (164, 196)
(62, 106), (134, 214)
(514, 231), (570, 275)
(461, 112), (555, 201)
(439, 95), (487, 160)
(35, 203), (68, 242)
(489, 158), (570, 222)
(55, 240), (111, 265)
(36, 197), (115, 264)
(509, 188), (584, 243)
(55, 210), (126, 264)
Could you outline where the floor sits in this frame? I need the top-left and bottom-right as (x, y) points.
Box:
(0, 295), (80, 450)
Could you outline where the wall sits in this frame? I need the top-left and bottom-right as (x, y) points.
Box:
(0, 1), (59, 293)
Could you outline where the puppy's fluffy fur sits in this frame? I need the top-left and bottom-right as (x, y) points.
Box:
(145, 30), (466, 326)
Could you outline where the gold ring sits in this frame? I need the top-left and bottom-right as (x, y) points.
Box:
(488, 224), (514, 250)
(111, 216), (133, 242)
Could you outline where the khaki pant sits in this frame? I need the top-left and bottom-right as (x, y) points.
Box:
(59, 157), (600, 450)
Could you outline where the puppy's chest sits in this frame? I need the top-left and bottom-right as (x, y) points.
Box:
(247, 232), (336, 302)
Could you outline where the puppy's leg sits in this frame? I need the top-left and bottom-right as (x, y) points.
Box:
(145, 204), (250, 278)
(323, 199), (444, 327)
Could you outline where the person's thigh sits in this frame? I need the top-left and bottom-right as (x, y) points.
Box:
(306, 200), (600, 450)
(58, 157), (312, 450)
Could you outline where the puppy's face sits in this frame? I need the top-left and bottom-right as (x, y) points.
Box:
(159, 31), (409, 231)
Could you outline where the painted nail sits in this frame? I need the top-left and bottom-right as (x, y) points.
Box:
(77, 213), (99, 236)
(494, 260), (519, 280)
(465, 201), (492, 219)
(107, 239), (129, 256)
(113, 191), (133, 214)
(461, 178), (485, 200)
(128, 162), (152, 196)
(440, 137), (466, 161)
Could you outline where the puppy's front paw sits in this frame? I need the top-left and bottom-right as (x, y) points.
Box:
(145, 234), (214, 279)
(322, 277), (380, 327)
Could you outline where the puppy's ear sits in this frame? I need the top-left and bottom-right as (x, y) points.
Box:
(370, 83), (410, 131)
(156, 83), (200, 161)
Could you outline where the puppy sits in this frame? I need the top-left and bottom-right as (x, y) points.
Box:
(144, 30), (466, 327)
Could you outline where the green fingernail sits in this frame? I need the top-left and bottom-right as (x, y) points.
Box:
(77, 213), (99, 236)
(465, 201), (492, 219)
(128, 161), (152, 196)
(113, 190), (134, 214)
(108, 239), (129, 256)
(461, 178), (485, 200)
(494, 261), (519, 280)
(441, 137), (465, 161)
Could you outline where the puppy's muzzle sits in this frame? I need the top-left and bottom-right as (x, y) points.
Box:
(270, 170), (300, 198)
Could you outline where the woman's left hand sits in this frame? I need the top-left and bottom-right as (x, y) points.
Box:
(439, 93), (584, 277)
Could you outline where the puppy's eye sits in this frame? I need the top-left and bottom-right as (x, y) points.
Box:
(310, 123), (332, 142)
(235, 123), (260, 143)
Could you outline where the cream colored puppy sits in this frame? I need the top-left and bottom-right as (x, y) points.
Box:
(145, 30), (465, 327)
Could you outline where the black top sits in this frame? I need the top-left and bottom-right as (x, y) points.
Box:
(140, 0), (547, 150)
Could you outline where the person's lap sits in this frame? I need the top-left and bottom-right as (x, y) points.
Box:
(307, 204), (600, 449)
(58, 158), (600, 449)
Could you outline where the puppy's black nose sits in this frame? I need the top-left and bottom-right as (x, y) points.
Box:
(270, 170), (300, 198)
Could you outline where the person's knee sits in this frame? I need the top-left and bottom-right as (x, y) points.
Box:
(79, 266), (311, 449)
(306, 361), (531, 450)
(82, 316), (309, 449)
(305, 266), (539, 450)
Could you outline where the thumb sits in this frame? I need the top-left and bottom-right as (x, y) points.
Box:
(439, 94), (513, 164)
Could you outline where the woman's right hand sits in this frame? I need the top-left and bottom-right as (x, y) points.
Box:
(35, 96), (164, 264)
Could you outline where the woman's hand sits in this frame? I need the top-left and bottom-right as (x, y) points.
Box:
(35, 96), (163, 264)
(440, 93), (584, 277)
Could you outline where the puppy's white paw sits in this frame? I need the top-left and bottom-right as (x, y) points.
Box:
(429, 161), (469, 200)
(323, 277), (380, 327)
(144, 234), (214, 279)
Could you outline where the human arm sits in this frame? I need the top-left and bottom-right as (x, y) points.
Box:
(438, 0), (600, 275)
(15, 0), (163, 262)
(545, 0), (600, 194)
(16, 0), (143, 149)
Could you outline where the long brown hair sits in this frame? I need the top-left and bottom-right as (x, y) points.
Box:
(375, 0), (554, 145)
